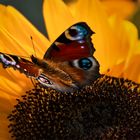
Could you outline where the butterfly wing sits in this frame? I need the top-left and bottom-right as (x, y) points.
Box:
(0, 52), (41, 78)
(43, 22), (95, 61)
(40, 22), (100, 92)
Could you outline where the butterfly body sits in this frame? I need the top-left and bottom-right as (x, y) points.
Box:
(0, 22), (100, 92)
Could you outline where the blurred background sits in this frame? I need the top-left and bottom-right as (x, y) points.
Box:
(0, 0), (139, 38)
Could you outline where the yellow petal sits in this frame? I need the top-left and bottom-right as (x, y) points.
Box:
(0, 111), (11, 140)
(108, 16), (138, 68)
(0, 26), (32, 56)
(122, 20), (138, 69)
(0, 71), (33, 97)
(0, 118), (11, 140)
(101, 1), (137, 18)
(134, 40), (140, 54)
(0, 91), (17, 140)
(43, 0), (77, 42)
(107, 54), (140, 83)
(65, 0), (77, 16)
(103, 16), (139, 82)
(0, 5), (50, 57)
(124, 54), (140, 83)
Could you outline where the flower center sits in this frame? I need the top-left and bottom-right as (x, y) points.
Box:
(8, 75), (140, 140)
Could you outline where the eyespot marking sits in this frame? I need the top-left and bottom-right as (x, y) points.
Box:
(72, 57), (98, 71)
(78, 58), (92, 70)
(65, 25), (88, 41)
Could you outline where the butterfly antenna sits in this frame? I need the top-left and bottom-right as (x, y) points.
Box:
(30, 36), (36, 57)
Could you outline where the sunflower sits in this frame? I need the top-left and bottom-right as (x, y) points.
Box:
(0, 0), (140, 139)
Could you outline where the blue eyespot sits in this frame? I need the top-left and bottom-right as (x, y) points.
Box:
(78, 58), (92, 70)
(76, 25), (88, 37)
(65, 25), (88, 41)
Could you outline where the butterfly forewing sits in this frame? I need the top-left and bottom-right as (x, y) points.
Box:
(43, 22), (95, 61)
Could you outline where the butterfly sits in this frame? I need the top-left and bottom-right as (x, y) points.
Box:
(0, 22), (100, 92)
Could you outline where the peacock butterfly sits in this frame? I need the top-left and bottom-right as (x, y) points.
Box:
(0, 22), (100, 92)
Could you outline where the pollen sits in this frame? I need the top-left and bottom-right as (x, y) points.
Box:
(8, 75), (140, 140)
